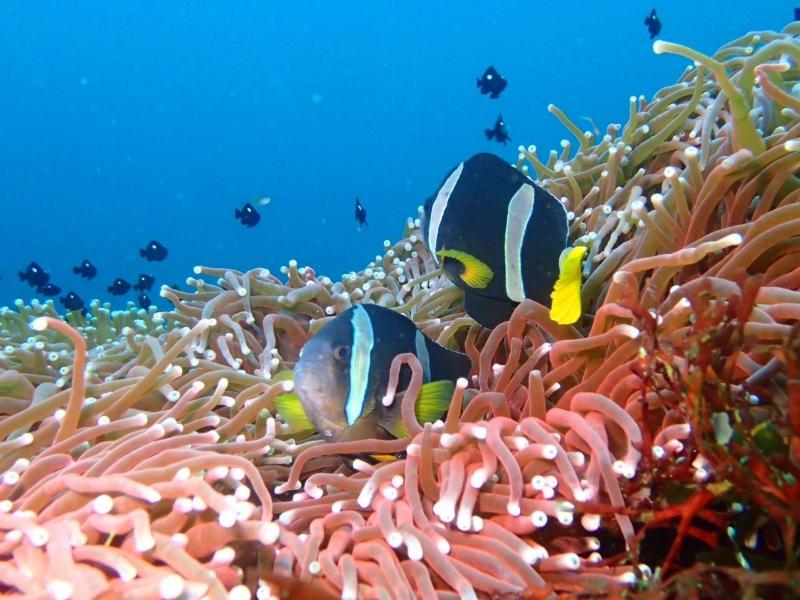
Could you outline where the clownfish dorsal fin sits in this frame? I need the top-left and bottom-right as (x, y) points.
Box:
(549, 246), (587, 325)
(436, 249), (494, 289)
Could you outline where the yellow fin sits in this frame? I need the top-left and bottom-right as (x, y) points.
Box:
(271, 369), (295, 383)
(549, 246), (587, 325)
(371, 454), (399, 463)
(274, 391), (316, 433)
(382, 380), (455, 439)
(437, 249), (493, 289)
(415, 380), (455, 423)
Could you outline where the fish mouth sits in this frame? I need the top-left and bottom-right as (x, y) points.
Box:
(294, 364), (346, 441)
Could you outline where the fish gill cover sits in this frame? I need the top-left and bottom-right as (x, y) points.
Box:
(2, 23), (800, 600)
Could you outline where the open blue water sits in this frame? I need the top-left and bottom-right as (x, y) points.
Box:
(0, 1), (793, 311)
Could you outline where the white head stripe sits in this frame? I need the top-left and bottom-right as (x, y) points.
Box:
(504, 184), (535, 302)
(415, 330), (431, 383)
(345, 306), (374, 425)
(427, 162), (464, 258)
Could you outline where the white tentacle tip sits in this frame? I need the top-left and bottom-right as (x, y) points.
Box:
(30, 317), (49, 332)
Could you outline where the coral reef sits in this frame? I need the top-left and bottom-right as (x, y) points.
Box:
(2, 25), (800, 599)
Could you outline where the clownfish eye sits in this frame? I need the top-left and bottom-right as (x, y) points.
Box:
(333, 345), (351, 362)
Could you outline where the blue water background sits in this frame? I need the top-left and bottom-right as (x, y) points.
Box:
(0, 1), (793, 311)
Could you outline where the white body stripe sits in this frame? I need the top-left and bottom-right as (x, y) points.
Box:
(345, 305), (374, 425)
(415, 330), (431, 382)
(427, 162), (464, 258)
(557, 192), (570, 244)
(504, 184), (535, 302)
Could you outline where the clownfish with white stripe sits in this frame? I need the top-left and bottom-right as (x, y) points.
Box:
(421, 152), (586, 328)
(275, 304), (471, 443)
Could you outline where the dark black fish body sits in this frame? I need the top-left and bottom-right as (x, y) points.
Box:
(72, 259), (97, 280)
(477, 66), (507, 99)
(140, 240), (168, 262)
(422, 153), (584, 328)
(795, 8), (800, 21)
(19, 262), (49, 288)
(290, 304), (471, 443)
(235, 202), (261, 228)
(355, 198), (367, 228)
(37, 283), (61, 297)
(107, 278), (131, 296)
(485, 114), (510, 145)
(137, 292), (151, 309)
(644, 9), (661, 39)
(133, 273), (155, 292)
(60, 292), (86, 313)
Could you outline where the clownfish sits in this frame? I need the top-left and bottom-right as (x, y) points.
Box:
(275, 304), (471, 443)
(421, 152), (586, 328)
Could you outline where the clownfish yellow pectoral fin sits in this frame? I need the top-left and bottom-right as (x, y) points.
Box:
(381, 380), (455, 439)
(415, 380), (455, 424)
(271, 369), (294, 383)
(414, 379), (456, 424)
(549, 246), (587, 325)
(274, 390), (316, 434)
(437, 249), (493, 289)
